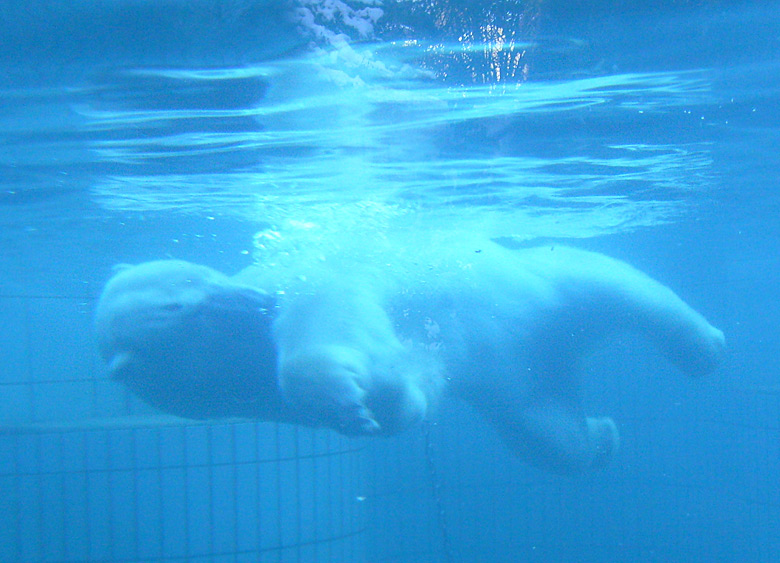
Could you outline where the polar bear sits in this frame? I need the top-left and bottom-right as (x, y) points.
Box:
(94, 241), (725, 474)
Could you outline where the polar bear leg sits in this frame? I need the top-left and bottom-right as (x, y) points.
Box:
(531, 246), (726, 377)
(471, 394), (619, 474)
(278, 345), (382, 435)
(273, 283), (436, 437)
(449, 245), (723, 473)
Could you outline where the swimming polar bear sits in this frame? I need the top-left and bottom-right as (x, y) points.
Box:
(94, 241), (725, 474)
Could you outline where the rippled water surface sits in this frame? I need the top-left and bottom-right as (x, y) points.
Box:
(4, 1), (777, 298)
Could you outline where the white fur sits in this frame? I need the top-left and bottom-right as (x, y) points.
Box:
(95, 242), (725, 474)
(398, 243), (724, 472)
(273, 281), (441, 436)
(94, 260), (287, 421)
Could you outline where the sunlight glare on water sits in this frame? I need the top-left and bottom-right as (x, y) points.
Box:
(88, 39), (715, 244)
(0, 0), (736, 258)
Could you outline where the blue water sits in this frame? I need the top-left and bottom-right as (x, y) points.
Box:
(1, 0), (779, 562)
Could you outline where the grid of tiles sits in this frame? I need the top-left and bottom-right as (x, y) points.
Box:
(0, 422), (369, 563)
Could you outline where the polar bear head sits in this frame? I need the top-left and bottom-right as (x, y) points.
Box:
(95, 260), (279, 419)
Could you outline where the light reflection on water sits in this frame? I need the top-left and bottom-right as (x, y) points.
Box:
(83, 47), (715, 242)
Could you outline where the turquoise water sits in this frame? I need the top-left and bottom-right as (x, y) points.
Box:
(1, 1), (779, 561)
(3, 1), (766, 295)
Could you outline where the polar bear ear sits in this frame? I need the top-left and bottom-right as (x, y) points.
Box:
(111, 263), (134, 274)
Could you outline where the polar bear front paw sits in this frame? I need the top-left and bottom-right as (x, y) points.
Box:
(335, 402), (382, 435)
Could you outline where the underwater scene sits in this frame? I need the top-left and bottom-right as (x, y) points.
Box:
(1, 0), (778, 561)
